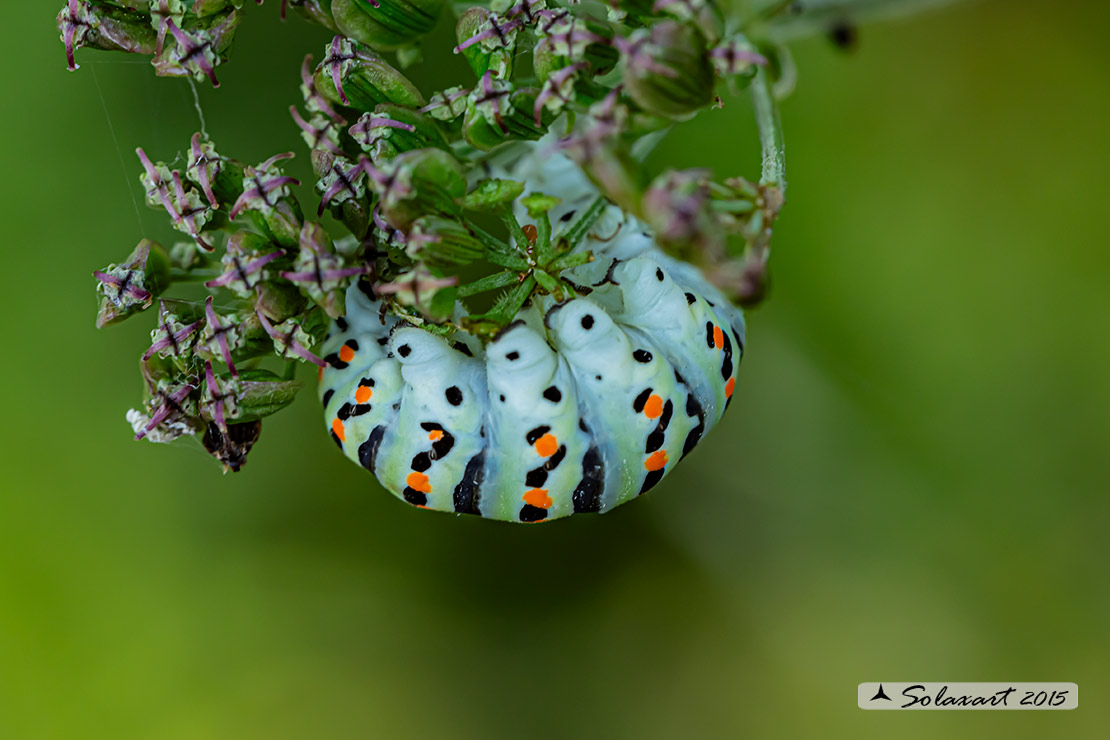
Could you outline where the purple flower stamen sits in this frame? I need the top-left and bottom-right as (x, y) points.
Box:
(204, 296), (240, 377)
(349, 116), (417, 140)
(142, 310), (204, 362)
(255, 308), (327, 367)
(166, 21), (219, 87)
(301, 54), (345, 124)
(230, 154), (300, 219)
(189, 133), (221, 208)
(202, 360), (234, 433)
(534, 63), (586, 125)
(205, 249), (286, 290)
(136, 380), (197, 441)
(454, 18), (524, 54)
(290, 106), (342, 154)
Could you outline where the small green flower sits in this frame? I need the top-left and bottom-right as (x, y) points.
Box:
(94, 239), (170, 328)
(314, 36), (425, 111)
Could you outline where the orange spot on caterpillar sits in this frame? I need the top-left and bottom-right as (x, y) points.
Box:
(406, 472), (432, 493)
(713, 325), (724, 349)
(339, 344), (355, 363)
(317, 366), (324, 382)
(725, 377), (735, 398)
(522, 224), (538, 245)
(331, 418), (346, 442)
(643, 394), (664, 419)
(522, 488), (552, 509)
(355, 386), (373, 404)
(428, 429), (444, 442)
(644, 450), (668, 472)
(534, 433), (558, 457)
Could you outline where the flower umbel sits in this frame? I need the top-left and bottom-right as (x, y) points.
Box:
(64, 0), (923, 470)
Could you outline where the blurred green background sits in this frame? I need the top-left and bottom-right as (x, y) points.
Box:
(2, 1), (1107, 737)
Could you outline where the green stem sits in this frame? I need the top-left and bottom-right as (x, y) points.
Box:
(457, 270), (519, 297)
(563, 196), (608, 250)
(750, 66), (786, 191)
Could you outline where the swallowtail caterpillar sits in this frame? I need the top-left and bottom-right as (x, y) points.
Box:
(318, 153), (745, 522)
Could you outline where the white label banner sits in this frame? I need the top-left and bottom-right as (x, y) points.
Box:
(858, 682), (1078, 710)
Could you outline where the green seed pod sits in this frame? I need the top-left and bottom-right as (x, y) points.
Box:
(372, 148), (467, 229)
(408, 215), (484, 266)
(653, 0), (726, 45)
(620, 21), (715, 119)
(462, 74), (553, 151)
(330, 0), (444, 52)
(349, 103), (450, 161)
(455, 7), (515, 79)
(58, 0), (157, 71)
(313, 36), (425, 113)
(531, 14), (618, 83)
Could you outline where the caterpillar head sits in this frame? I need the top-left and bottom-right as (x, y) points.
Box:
(487, 323), (558, 392)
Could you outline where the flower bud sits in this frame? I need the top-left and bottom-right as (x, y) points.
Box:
(462, 74), (552, 151)
(620, 21), (714, 119)
(313, 36), (425, 112)
(370, 148), (467, 229)
(142, 302), (204, 363)
(531, 12), (617, 83)
(94, 239), (171, 328)
(255, 309), (327, 366)
(230, 153), (304, 248)
(455, 7), (516, 79)
(58, 0), (156, 71)
(152, 9), (241, 87)
(349, 104), (448, 161)
(331, 0), (444, 52)
(420, 86), (470, 124)
(408, 216), (484, 266)
(129, 376), (202, 443)
(280, 222), (369, 318)
(204, 231), (285, 298)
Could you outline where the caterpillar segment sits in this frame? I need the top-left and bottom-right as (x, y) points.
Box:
(485, 322), (596, 522)
(376, 327), (489, 512)
(544, 297), (697, 510)
(318, 253), (745, 522)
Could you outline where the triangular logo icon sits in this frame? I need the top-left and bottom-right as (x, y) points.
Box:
(871, 684), (892, 701)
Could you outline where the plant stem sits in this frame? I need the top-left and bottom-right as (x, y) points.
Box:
(750, 66), (786, 191)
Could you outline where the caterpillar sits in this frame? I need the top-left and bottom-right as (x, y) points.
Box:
(317, 211), (745, 522)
